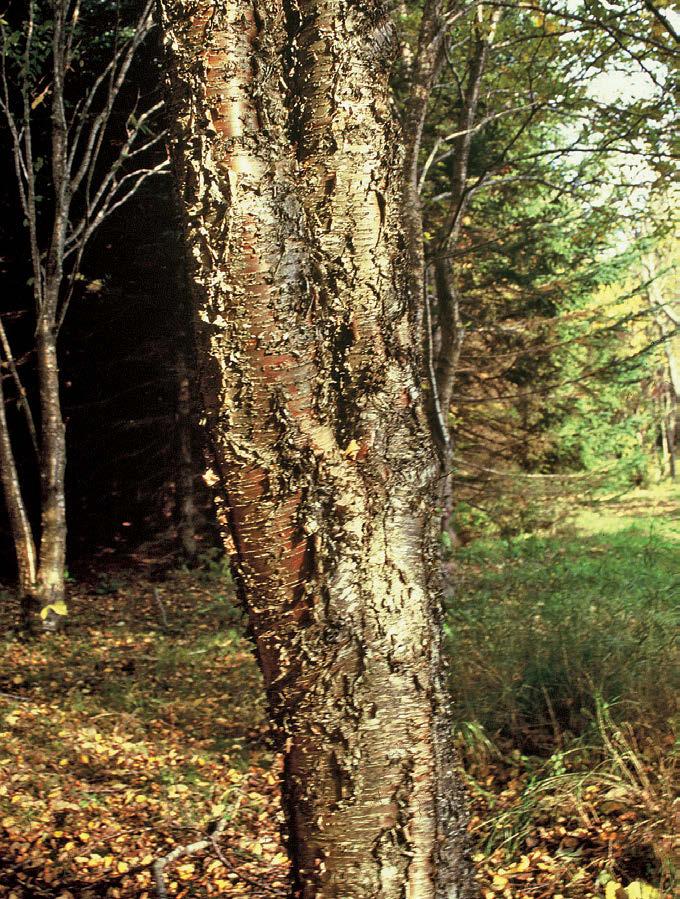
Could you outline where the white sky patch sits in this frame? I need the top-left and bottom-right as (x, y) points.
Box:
(587, 67), (662, 104)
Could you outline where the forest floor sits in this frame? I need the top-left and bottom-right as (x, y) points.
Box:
(0, 484), (678, 898)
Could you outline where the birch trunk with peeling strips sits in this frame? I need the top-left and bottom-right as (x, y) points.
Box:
(159, 1), (475, 895)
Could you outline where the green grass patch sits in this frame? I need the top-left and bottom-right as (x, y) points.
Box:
(446, 484), (680, 746)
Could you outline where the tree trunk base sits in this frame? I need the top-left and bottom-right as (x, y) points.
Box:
(17, 594), (39, 636)
(41, 608), (67, 632)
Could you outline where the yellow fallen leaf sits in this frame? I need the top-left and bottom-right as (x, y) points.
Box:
(117, 861), (129, 874)
(606, 883), (625, 899)
(31, 84), (50, 109)
(40, 600), (68, 620)
(177, 863), (195, 880)
(626, 883), (660, 899)
(343, 439), (360, 460)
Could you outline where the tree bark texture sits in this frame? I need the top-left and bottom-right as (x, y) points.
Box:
(160, 2), (474, 896)
(0, 362), (38, 607)
(35, 317), (68, 629)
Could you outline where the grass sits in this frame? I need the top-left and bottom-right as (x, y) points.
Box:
(447, 482), (680, 895)
(447, 482), (680, 745)
(0, 484), (677, 897)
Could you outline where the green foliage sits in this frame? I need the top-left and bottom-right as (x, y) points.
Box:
(446, 485), (680, 745)
(193, 548), (234, 586)
(402, 0), (679, 524)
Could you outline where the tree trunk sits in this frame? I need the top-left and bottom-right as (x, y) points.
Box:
(0, 360), (38, 628)
(160, 2), (474, 896)
(664, 388), (677, 481)
(35, 317), (68, 630)
(646, 255), (679, 481)
(174, 344), (199, 561)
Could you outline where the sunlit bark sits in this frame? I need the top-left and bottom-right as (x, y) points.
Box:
(0, 358), (37, 617)
(160, 2), (475, 895)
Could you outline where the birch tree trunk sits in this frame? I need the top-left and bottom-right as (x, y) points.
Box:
(35, 316), (68, 628)
(0, 360), (38, 624)
(160, 2), (474, 895)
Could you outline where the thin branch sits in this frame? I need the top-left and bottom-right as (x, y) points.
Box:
(643, 0), (679, 42)
(58, 155), (169, 330)
(0, 2), (45, 310)
(67, 100), (167, 247)
(68, 0), (155, 196)
(424, 267), (450, 449)
(0, 317), (39, 459)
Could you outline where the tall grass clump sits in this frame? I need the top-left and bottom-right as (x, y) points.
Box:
(445, 519), (679, 748)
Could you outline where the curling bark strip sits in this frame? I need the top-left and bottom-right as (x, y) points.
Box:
(159, 1), (475, 895)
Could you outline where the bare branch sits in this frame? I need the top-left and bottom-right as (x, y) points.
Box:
(68, 0), (155, 196)
(1, 1), (45, 310)
(643, 0), (679, 42)
(483, 0), (679, 57)
(58, 156), (169, 330)
(65, 102), (168, 255)
(0, 316), (39, 459)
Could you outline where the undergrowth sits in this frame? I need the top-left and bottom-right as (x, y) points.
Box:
(0, 485), (677, 896)
(447, 483), (680, 895)
(447, 488), (680, 744)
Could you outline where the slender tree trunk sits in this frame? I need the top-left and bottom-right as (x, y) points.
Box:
(160, 2), (474, 895)
(35, 315), (68, 630)
(0, 363), (38, 628)
(646, 256), (679, 481)
(427, 13), (501, 528)
(174, 344), (198, 561)
(664, 388), (677, 481)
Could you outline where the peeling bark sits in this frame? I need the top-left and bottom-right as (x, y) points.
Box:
(160, 2), (475, 895)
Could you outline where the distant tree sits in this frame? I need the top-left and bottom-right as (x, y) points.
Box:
(0, 0), (168, 629)
(399, 0), (679, 531)
(644, 242), (679, 479)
